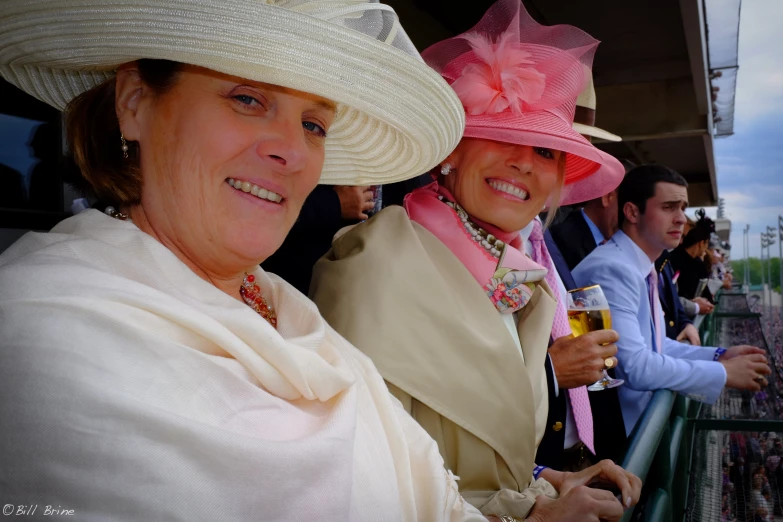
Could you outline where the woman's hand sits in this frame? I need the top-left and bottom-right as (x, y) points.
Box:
(558, 460), (642, 510)
(526, 489), (624, 522)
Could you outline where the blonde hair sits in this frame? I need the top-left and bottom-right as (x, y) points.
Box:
(542, 152), (567, 228)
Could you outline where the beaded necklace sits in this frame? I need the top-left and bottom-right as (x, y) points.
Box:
(437, 197), (506, 258)
(104, 206), (277, 329)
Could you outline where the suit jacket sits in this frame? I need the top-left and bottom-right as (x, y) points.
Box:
(310, 207), (559, 519)
(535, 231), (627, 467)
(655, 252), (693, 340)
(573, 231), (727, 435)
(548, 209), (598, 271)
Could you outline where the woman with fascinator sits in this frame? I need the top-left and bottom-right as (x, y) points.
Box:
(311, 0), (640, 520)
(0, 1), (496, 520)
(670, 209), (717, 300)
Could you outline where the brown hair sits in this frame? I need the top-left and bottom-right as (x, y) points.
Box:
(65, 59), (182, 206)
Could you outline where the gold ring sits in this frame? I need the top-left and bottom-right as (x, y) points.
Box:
(604, 357), (615, 369)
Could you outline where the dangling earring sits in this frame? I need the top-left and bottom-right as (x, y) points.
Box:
(120, 134), (129, 159)
(441, 163), (452, 176)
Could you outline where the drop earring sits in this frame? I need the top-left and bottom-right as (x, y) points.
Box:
(120, 134), (129, 159)
(440, 163), (452, 176)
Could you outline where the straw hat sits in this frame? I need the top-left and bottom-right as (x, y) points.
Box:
(572, 73), (622, 143)
(421, 0), (623, 205)
(0, 0), (465, 186)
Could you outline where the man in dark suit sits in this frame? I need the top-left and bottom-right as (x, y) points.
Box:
(656, 251), (701, 345)
(534, 77), (629, 471)
(536, 233), (628, 468)
(548, 161), (633, 271)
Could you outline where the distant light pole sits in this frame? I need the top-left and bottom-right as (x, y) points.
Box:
(742, 225), (750, 288)
(768, 227), (776, 296)
(779, 216), (783, 303)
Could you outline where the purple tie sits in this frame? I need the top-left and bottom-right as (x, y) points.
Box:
(647, 269), (663, 353)
(529, 220), (595, 455)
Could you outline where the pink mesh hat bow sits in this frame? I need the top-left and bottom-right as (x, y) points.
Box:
(422, 0), (624, 205)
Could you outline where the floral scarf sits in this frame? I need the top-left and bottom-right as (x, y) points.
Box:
(404, 181), (547, 314)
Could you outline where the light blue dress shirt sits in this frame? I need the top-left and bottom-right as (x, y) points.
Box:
(580, 208), (606, 247)
(573, 230), (727, 435)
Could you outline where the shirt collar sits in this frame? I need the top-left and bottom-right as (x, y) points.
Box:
(580, 208), (606, 247)
(611, 230), (655, 278)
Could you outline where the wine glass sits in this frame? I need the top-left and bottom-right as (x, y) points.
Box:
(566, 284), (624, 391)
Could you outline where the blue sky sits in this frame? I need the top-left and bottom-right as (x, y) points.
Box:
(706, 0), (783, 258)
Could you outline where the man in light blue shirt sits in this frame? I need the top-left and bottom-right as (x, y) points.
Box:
(573, 164), (771, 435)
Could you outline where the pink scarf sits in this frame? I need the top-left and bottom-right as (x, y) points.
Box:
(404, 182), (547, 314)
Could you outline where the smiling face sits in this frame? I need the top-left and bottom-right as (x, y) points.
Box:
(117, 65), (335, 280)
(440, 138), (564, 232)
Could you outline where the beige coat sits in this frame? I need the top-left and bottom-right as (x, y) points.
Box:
(310, 206), (559, 519)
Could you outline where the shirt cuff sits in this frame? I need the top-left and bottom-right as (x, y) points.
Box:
(549, 354), (560, 397)
(693, 302), (700, 315)
(533, 465), (548, 481)
(714, 347), (727, 361)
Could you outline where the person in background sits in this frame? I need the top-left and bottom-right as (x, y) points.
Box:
(537, 73), (628, 470)
(656, 250), (701, 344)
(670, 209), (715, 301)
(573, 164), (771, 435)
(262, 184), (374, 293)
(547, 159), (626, 271)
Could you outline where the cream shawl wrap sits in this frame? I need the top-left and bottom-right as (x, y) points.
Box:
(0, 210), (485, 522)
(310, 207), (559, 519)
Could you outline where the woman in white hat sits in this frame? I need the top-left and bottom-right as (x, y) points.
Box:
(0, 1), (493, 520)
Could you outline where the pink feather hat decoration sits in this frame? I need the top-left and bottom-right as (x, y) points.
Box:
(422, 0), (624, 205)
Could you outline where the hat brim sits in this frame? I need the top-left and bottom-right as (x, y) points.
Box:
(464, 111), (624, 205)
(572, 122), (622, 143)
(0, 0), (465, 186)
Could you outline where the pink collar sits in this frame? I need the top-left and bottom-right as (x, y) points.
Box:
(404, 182), (547, 314)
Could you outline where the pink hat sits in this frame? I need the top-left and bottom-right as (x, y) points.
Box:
(421, 0), (624, 205)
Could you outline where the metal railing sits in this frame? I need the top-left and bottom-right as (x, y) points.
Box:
(619, 289), (783, 521)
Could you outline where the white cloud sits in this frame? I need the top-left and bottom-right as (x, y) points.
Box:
(731, 0), (783, 123)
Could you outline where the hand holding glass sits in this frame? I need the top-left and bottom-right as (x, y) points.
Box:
(567, 285), (624, 391)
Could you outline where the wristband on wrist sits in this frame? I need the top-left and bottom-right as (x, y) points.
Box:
(714, 347), (727, 361)
(533, 465), (548, 480)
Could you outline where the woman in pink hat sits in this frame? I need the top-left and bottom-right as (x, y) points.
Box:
(311, 0), (640, 520)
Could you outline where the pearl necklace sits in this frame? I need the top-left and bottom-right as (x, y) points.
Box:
(104, 207), (277, 328)
(438, 197), (506, 258)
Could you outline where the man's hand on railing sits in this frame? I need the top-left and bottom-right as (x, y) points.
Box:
(718, 345), (766, 360)
(676, 323), (701, 345)
(720, 353), (771, 391)
(693, 297), (714, 314)
(549, 330), (619, 389)
(526, 487), (624, 522)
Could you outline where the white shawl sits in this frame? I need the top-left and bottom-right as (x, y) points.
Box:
(0, 210), (485, 522)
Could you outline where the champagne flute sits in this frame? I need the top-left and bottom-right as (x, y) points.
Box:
(566, 284), (624, 391)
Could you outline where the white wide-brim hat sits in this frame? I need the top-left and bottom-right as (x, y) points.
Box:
(0, 0), (465, 186)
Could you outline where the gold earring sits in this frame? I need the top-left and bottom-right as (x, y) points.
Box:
(120, 134), (129, 159)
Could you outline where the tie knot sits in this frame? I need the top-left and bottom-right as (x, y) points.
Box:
(529, 219), (544, 242)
